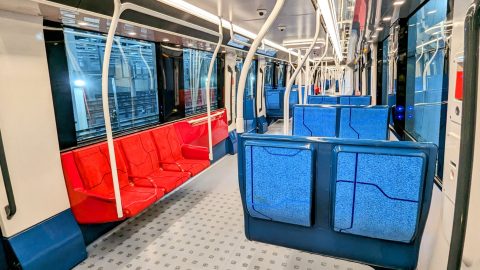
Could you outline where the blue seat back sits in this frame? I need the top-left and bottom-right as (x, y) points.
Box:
(293, 105), (389, 140)
(238, 134), (437, 269)
(339, 96), (371, 105)
(308, 95), (339, 104)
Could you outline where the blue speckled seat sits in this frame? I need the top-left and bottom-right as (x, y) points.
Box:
(339, 96), (372, 105)
(334, 148), (425, 242)
(245, 141), (314, 227)
(293, 105), (338, 137)
(338, 106), (389, 140)
(238, 134), (437, 269)
(293, 105), (389, 140)
(307, 95), (339, 104)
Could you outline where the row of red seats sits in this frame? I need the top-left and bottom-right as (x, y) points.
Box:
(61, 124), (211, 224)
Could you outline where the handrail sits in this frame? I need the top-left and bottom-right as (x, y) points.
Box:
(309, 35), (329, 99)
(259, 68), (264, 112)
(283, 7), (321, 134)
(422, 39), (440, 92)
(0, 130), (16, 220)
(447, 1), (479, 269)
(187, 111), (224, 125)
(205, 0), (224, 161)
(235, 0), (286, 133)
(227, 65), (234, 126)
(101, 0), (222, 218)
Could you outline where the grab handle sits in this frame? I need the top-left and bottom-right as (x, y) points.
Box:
(0, 130), (16, 220)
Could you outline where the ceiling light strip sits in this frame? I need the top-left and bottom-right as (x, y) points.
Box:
(157, 0), (299, 57)
(318, 0), (343, 61)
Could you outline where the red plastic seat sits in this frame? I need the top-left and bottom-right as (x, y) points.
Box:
(118, 132), (191, 193)
(151, 125), (210, 176)
(61, 143), (162, 224)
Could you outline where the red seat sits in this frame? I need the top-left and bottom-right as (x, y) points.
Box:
(150, 125), (210, 176)
(118, 132), (191, 193)
(61, 143), (162, 224)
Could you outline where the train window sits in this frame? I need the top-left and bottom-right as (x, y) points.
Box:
(265, 62), (274, 88)
(63, 28), (159, 142)
(381, 39), (389, 106)
(235, 59), (257, 99)
(276, 64), (286, 88)
(159, 45), (184, 122)
(405, 0), (449, 179)
(183, 48), (218, 116)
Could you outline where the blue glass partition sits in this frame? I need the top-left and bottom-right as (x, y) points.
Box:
(406, 0), (449, 178)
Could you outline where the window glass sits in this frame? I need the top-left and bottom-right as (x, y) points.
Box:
(381, 39), (390, 105)
(276, 64), (286, 88)
(265, 62), (274, 88)
(159, 45), (184, 122)
(405, 0), (450, 179)
(183, 48), (218, 116)
(64, 28), (158, 142)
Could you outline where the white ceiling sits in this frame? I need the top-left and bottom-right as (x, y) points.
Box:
(187, 0), (326, 45)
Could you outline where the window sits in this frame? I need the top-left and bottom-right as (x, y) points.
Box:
(64, 28), (158, 142)
(183, 48), (218, 116)
(276, 64), (286, 88)
(405, 0), (449, 179)
(265, 62), (274, 88)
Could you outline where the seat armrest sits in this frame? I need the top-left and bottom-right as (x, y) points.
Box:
(181, 144), (209, 160)
(73, 188), (115, 202)
(129, 176), (158, 189)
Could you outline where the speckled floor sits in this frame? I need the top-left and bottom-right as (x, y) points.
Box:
(74, 155), (372, 270)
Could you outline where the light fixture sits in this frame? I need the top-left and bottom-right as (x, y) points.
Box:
(156, 0), (300, 58)
(128, 32), (137, 36)
(318, 0), (343, 61)
(383, 16), (392, 21)
(393, 0), (405, 6)
(73, 79), (86, 87)
(162, 38), (170, 42)
(376, 26), (384, 31)
(78, 21), (88, 26)
(314, 46), (321, 49)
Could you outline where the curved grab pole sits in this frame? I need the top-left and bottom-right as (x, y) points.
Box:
(283, 8), (321, 134)
(422, 39), (440, 92)
(235, 0), (286, 133)
(102, 0), (222, 218)
(309, 35), (329, 96)
(205, 0), (224, 161)
(102, 0), (123, 218)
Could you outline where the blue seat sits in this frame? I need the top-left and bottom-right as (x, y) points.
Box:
(339, 96), (371, 105)
(338, 106), (389, 140)
(293, 105), (338, 137)
(293, 105), (389, 140)
(238, 134), (437, 270)
(245, 141), (314, 227)
(308, 95), (339, 105)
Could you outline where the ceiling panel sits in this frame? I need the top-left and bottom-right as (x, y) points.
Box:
(185, 0), (323, 45)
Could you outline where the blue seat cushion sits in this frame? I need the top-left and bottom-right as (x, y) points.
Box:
(244, 141), (314, 227)
(308, 96), (339, 105)
(266, 91), (281, 110)
(339, 96), (371, 105)
(333, 146), (426, 243)
(293, 106), (337, 137)
(339, 107), (389, 140)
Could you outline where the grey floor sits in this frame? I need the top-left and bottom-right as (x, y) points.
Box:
(75, 121), (441, 270)
(75, 155), (372, 270)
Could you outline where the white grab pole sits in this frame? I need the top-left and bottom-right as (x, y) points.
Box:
(309, 35), (329, 97)
(101, 0), (223, 218)
(205, 1), (223, 161)
(297, 49), (303, 105)
(102, 0), (123, 218)
(283, 8), (321, 134)
(235, 0), (286, 133)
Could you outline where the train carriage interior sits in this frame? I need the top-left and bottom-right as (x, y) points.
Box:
(1, 0), (480, 269)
